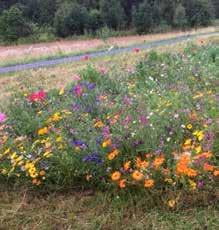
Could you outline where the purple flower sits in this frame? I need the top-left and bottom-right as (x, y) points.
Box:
(0, 113), (6, 123)
(87, 83), (96, 90)
(102, 126), (110, 139)
(83, 152), (103, 164)
(139, 115), (148, 125)
(73, 84), (83, 97)
(73, 140), (88, 150)
(72, 103), (81, 111)
(198, 181), (204, 189)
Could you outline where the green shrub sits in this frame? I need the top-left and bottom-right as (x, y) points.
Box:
(54, 2), (89, 37)
(0, 5), (34, 42)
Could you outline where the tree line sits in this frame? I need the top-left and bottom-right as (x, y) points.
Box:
(0, 0), (217, 42)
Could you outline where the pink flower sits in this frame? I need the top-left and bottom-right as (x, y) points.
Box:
(133, 48), (140, 53)
(82, 55), (89, 61)
(28, 90), (46, 102)
(98, 66), (107, 75)
(0, 112), (7, 123)
(72, 75), (81, 81)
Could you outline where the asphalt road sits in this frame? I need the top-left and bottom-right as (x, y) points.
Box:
(0, 31), (218, 75)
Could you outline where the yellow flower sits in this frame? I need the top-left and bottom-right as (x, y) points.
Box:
(56, 136), (63, 142)
(144, 179), (154, 188)
(168, 199), (176, 208)
(94, 120), (104, 128)
(195, 145), (202, 154)
(111, 171), (121, 181)
(188, 179), (197, 190)
(38, 127), (49, 136)
(186, 124), (193, 130)
(59, 88), (65, 96)
(102, 139), (112, 148)
(132, 170), (144, 181)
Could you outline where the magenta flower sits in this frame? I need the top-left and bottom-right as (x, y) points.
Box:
(0, 112), (7, 123)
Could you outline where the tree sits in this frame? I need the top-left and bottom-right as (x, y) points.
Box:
(183, 0), (214, 27)
(132, 0), (161, 34)
(0, 5), (34, 42)
(87, 9), (103, 33)
(100, 0), (125, 29)
(173, 3), (187, 28)
(54, 2), (89, 37)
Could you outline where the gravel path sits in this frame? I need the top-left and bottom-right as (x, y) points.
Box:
(0, 31), (218, 75)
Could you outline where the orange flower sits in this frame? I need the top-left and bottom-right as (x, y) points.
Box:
(124, 161), (131, 171)
(132, 170), (144, 181)
(39, 170), (46, 176)
(107, 149), (119, 160)
(144, 179), (154, 188)
(118, 179), (126, 189)
(186, 168), (198, 177)
(213, 170), (219, 176)
(194, 151), (213, 159)
(203, 163), (215, 172)
(102, 139), (112, 148)
(136, 157), (149, 169)
(94, 120), (104, 128)
(111, 171), (121, 181)
(153, 156), (165, 168)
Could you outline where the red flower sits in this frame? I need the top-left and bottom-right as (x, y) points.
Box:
(28, 90), (46, 102)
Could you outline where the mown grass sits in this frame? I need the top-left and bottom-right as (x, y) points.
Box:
(0, 190), (218, 230)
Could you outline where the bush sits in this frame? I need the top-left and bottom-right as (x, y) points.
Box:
(132, 0), (161, 34)
(100, 0), (125, 30)
(87, 9), (103, 33)
(184, 0), (214, 27)
(173, 3), (188, 28)
(0, 44), (218, 195)
(54, 2), (89, 37)
(0, 5), (34, 42)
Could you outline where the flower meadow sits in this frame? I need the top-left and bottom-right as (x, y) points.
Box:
(0, 44), (218, 200)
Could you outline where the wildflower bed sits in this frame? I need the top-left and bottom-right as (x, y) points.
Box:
(0, 44), (218, 204)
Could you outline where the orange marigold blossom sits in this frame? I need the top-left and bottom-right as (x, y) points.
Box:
(118, 179), (126, 189)
(102, 139), (112, 148)
(132, 170), (144, 181)
(153, 156), (165, 168)
(186, 168), (198, 177)
(213, 170), (219, 176)
(136, 157), (149, 169)
(107, 149), (119, 160)
(124, 161), (131, 171)
(144, 179), (154, 188)
(111, 171), (121, 181)
(39, 170), (46, 176)
(203, 163), (215, 172)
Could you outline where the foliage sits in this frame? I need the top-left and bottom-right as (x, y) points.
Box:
(0, 0), (216, 42)
(0, 44), (218, 200)
(0, 5), (34, 42)
(54, 2), (89, 37)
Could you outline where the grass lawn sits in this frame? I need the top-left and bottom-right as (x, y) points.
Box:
(0, 190), (218, 230)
